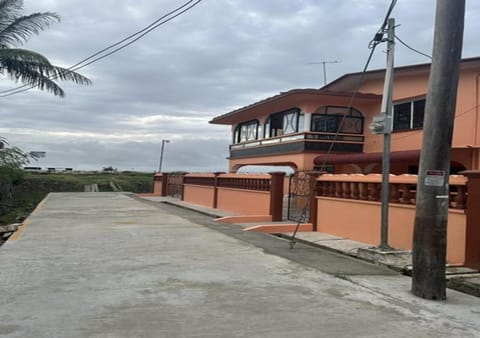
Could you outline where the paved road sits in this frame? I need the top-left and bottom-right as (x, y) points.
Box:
(1, 193), (479, 337)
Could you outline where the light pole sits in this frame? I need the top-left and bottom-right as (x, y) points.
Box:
(158, 139), (170, 173)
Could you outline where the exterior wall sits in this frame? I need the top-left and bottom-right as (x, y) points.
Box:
(230, 152), (320, 172)
(316, 197), (466, 265)
(153, 179), (162, 195)
(218, 61), (480, 176)
(183, 185), (215, 208)
(216, 188), (270, 215)
(361, 68), (480, 153)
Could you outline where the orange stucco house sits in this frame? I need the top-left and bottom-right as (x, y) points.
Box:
(210, 57), (480, 175)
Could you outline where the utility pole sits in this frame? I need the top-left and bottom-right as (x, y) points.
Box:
(158, 139), (170, 172)
(308, 60), (340, 85)
(369, 18), (395, 250)
(412, 0), (465, 300)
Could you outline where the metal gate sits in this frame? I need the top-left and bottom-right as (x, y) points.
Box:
(287, 171), (317, 222)
(167, 174), (184, 198)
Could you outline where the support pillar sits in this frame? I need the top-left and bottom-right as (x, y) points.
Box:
(269, 172), (286, 221)
(459, 170), (480, 269)
(160, 173), (168, 197)
(213, 172), (225, 209)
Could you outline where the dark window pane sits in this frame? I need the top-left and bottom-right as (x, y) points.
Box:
(311, 115), (339, 132)
(270, 113), (283, 137)
(412, 99), (426, 128)
(393, 102), (412, 131)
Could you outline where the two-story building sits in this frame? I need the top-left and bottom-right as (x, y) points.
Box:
(210, 57), (480, 175)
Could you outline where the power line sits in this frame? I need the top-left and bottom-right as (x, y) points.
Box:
(395, 33), (432, 59)
(0, 0), (203, 98)
(319, 0), (398, 167)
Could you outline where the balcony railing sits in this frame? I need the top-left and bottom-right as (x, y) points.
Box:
(316, 173), (467, 210)
(229, 131), (364, 158)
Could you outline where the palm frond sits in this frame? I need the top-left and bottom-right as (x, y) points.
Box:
(0, 0), (25, 31)
(0, 12), (60, 47)
(0, 48), (92, 97)
(0, 0), (91, 97)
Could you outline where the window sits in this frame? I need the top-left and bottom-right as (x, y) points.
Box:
(264, 108), (300, 138)
(311, 106), (364, 134)
(233, 120), (258, 144)
(393, 98), (426, 131)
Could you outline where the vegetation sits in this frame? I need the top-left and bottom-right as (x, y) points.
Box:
(0, 171), (154, 225)
(0, 138), (31, 224)
(0, 0), (91, 96)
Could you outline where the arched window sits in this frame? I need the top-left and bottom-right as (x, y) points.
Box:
(311, 106), (364, 134)
(233, 120), (259, 144)
(264, 108), (301, 138)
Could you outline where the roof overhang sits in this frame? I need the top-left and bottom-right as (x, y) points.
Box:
(322, 56), (480, 92)
(210, 89), (381, 125)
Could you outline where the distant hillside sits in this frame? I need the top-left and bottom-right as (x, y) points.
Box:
(0, 171), (154, 225)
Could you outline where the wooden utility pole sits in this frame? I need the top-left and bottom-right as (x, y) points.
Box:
(411, 0), (465, 300)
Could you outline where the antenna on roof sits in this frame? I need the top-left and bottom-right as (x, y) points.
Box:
(307, 60), (341, 85)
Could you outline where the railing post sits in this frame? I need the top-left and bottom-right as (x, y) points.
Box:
(180, 175), (185, 201)
(161, 173), (169, 197)
(459, 170), (480, 269)
(309, 173), (322, 231)
(269, 172), (285, 221)
(213, 172), (225, 208)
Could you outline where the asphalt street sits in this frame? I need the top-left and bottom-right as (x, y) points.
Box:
(1, 192), (479, 337)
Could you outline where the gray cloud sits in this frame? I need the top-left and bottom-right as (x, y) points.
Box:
(1, 0), (479, 172)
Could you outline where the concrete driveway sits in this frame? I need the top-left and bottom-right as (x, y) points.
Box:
(1, 192), (479, 337)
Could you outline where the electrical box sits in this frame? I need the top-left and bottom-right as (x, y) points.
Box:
(369, 114), (392, 134)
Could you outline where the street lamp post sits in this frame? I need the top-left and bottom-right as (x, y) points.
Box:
(158, 139), (170, 173)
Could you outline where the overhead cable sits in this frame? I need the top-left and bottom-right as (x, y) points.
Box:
(0, 0), (203, 97)
(395, 34), (432, 59)
(320, 0), (398, 167)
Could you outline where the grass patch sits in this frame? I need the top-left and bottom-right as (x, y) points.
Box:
(0, 171), (154, 225)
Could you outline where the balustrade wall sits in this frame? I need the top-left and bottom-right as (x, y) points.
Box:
(314, 174), (467, 265)
(154, 172), (285, 221)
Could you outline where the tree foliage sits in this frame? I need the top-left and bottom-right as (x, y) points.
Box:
(0, 137), (31, 212)
(0, 0), (91, 97)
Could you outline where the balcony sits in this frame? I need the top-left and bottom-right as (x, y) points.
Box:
(229, 131), (364, 159)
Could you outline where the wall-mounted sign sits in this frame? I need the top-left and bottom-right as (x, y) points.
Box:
(425, 170), (445, 187)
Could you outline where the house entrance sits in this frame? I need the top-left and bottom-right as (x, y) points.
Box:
(287, 171), (317, 223)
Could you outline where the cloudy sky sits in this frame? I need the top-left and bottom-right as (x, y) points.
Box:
(1, 0), (479, 172)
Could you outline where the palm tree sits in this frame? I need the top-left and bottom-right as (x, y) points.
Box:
(0, 0), (91, 97)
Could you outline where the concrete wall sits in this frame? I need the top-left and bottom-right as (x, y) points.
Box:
(316, 197), (466, 265)
(216, 188), (270, 215)
(183, 185), (215, 208)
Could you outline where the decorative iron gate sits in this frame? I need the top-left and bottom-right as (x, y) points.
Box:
(287, 171), (317, 222)
(167, 174), (184, 198)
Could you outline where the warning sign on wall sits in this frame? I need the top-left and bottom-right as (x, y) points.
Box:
(425, 170), (445, 187)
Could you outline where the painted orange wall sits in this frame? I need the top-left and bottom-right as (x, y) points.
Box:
(316, 197), (466, 265)
(153, 180), (162, 195)
(225, 65), (480, 173)
(216, 188), (270, 215)
(230, 152), (321, 172)
(361, 68), (480, 152)
(183, 185), (215, 208)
